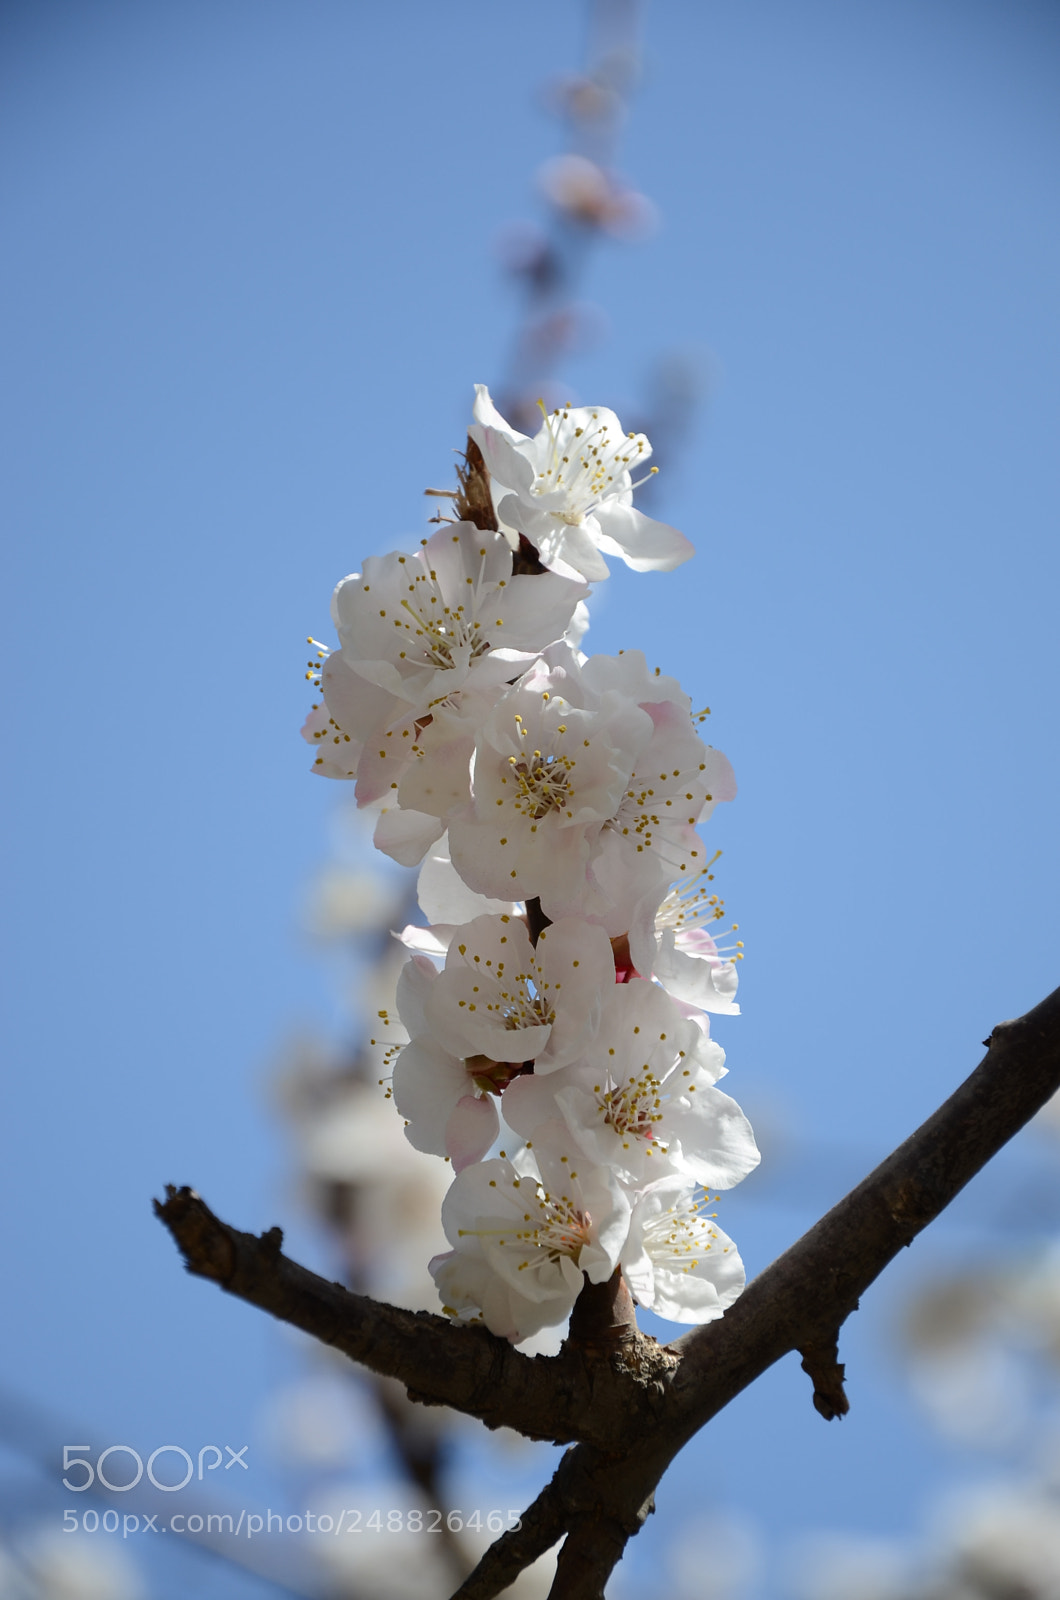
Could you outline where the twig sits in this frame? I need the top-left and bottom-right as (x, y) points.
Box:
(451, 1480), (568, 1600)
(667, 984), (1060, 1440)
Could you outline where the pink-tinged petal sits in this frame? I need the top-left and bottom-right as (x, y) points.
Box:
(698, 745), (737, 811)
(446, 1095), (500, 1171)
(498, 1070), (560, 1139)
(654, 930), (740, 1014)
(301, 702), (329, 745)
(373, 807), (445, 867)
(321, 652), (401, 744)
(396, 713), (475, 821)
(302, 699), (363, 780)
(353, 709), (420, 805)
(398, 923), (451, 959)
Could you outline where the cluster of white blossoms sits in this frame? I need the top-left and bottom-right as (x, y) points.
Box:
(303, 387), (758, 1344)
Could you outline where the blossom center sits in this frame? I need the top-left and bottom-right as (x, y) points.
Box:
(515, 1189), (593, 1267)
(655, 861), (726, 934)
(594, 1071), (664, 1147)
(401, 599), (490, 671)
(502, 987), (555, 1031)
(458, 1185), (592, 1269)
(509, 752), (574, 820)
(655, 861), (745, 961)
(642, 1193), (722, 1271)
(533, 406), (648, 520)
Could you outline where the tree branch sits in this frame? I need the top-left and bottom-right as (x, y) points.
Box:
(153, 1185), (670, 1451)
(451, 1479), (568, 1600)
(156, 984), (1060, 1599)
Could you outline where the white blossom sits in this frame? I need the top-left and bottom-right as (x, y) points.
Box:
(627, 869), (742, 1015)
(372, 805), (448, 869)
(390, 951), (513, 1170)
(424, 913), (614, 1073)
(549, 649), (736, 932)
(330, 521), (587, 714)
(306, 390), (759, 1343)
(621, 1175), (746, 1324)
(503, 979), (759, 1191)
(447, 655), (652, 913)
(470, 386), (694, 581)
(430, 1140), (630, 1343)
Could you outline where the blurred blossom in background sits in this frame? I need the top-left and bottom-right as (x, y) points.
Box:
(3, 1), (1059, 1596)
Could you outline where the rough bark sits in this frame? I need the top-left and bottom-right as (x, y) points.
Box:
(153, 1187), (675, 1452)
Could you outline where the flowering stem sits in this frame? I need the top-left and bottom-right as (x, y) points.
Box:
(567, 1267), (639, 1346)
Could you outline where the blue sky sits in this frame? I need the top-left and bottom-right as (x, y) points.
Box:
(2, 3), (1058, 1596)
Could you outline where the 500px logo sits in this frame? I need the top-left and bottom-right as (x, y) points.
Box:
(62, 1445), (249, 1492)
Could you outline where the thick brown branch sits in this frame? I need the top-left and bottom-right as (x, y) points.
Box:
(454, 1445), (656, 1600)
(549, 1517), (635, 1600)
(544, 1444), (656, 1600)
(451, 1480), (568, 1600)
(153, 1186), (667, 1450)
(154, 1186), (565, 1439)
